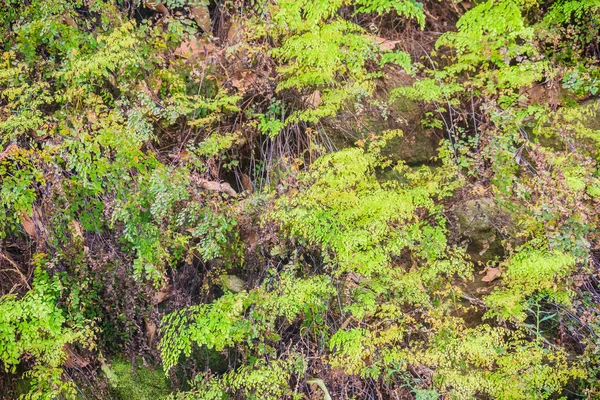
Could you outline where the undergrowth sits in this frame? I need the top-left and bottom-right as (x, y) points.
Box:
(1, 0), (600, 399)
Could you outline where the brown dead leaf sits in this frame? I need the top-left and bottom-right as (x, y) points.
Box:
(366, 35), (401, 51)
(189, 4), (212, 34)
(20, 207), (47, 244)
(71, 220), (84, 241)
(146, 320), (157, 344)
(20, 213), (36, 237)
(573, 274), (587, 288)
(480, 267), (502, 283)
(139, 78), (163, 100)
(63, 344), (90, 369)
(231, 70), (256, 93)
(62, 15), (78, 28)
(347, 272), (361, 284)
(241, 229), (259, 251)
(178, 149), (189, 161)
(151, 77), (163, 96)
(227, 22), (244, 43)
(304, 90), (322, 108)
(340, 316), (353, 330)
(0, 143), (17, 161)
(241, 173), (253, 193)
(198, 179), (237, 197)
(175, 39), (215, 60)
(152, 285), (172, 305)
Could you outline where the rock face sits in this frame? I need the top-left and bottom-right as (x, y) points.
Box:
(454, 198), (506, 264)
(382, 95), (441, 166)
(324, 92), (441, 166)
(220, 274), (246, 293)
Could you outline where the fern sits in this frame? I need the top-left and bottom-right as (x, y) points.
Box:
(415, 323), (585, 399)
(171, 355), (306, 400)
(0, 266), (91, 399)
(485, 245), (577, 322)
(159, 272), (335, 371)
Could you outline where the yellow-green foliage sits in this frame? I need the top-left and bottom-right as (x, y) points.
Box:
(485, 245), (577, 321)
(0, 266), (90, 399)
(272, 147), (470, 322)
(273, 147), (464, 278)
(160, 272), (334, 371)
(2, 0), (600, 398)
(171, 355), (305, 400)
(0, 147), (45, 237)
(415, 323), (585, 399)
(254, 0), (422, 134)
(271, 147), (470, 382)
(328, 324), (407, 378)
(159, 270), (333, 398)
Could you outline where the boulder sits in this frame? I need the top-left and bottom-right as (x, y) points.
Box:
(454, 198), (506, 264)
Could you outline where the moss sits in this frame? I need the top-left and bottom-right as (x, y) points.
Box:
(105, 358), (171, 400)
(11, 376), (31, 399)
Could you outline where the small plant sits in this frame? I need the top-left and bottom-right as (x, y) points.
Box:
(0, 265), (92, 399)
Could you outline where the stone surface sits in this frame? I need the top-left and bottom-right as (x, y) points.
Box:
(220, 274), (246, 293)
(324, 92), (441, 166)
(454, 198), (506, 264)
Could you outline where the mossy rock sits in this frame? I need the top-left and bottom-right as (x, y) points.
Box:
(324, 94), (440, 166)
(219, 274), (246, 293)
(454, 198), (507, 264)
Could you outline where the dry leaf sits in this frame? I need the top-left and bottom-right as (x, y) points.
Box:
(0, 143), (17, 161)
(146, 320), (157, 344)
(178, 149), (189, 161)
(480, 267), (502, 283)
(241, 228), (259, 251)
(241, 173), (253, 193)
(573, 274), (587, 288)
(304, 90), (322, 108)
(347, 272), (361, 284)
(227, 22), (243, 43)
(231, 70), (256, 93)
(151, 77), (163, 96)
(71, 220), (84, 241)
(189, 4), (212, 34)
(139, 79), (162, 100)
(62, 15), (78, 28)
(340, 316), (353, 330)
(152, 285), (172, 305)
(366, 35), (401, 51)
(63, 344), (90, 369)
(197, 178), (237, 197)
(175, 39), (215, 60)
(20, 212), (36, 237)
